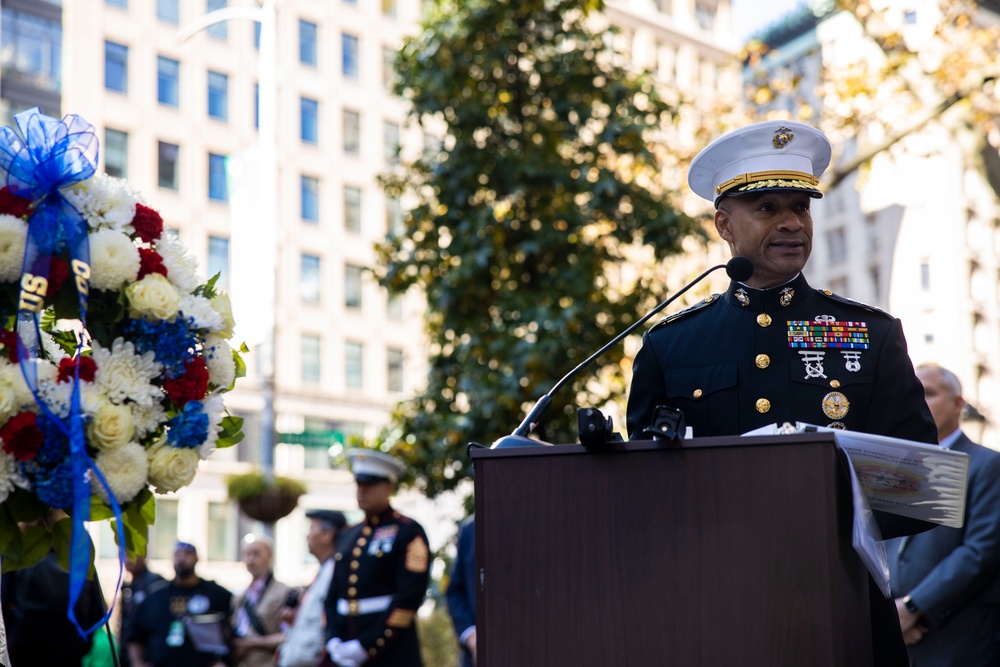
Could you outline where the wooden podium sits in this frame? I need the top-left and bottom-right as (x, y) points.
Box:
(471, 433), (875, 666)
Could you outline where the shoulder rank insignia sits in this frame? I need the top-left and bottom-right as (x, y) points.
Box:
(816, 289), (891, 317)
(648, 295), (720, 334)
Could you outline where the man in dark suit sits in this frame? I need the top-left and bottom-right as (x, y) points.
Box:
(626, 120), (939, 666)
(445, 517), (476, 667)
(887, 363), (1000, 666)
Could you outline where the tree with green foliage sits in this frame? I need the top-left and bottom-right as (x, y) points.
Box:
(376, 0), (700, 496)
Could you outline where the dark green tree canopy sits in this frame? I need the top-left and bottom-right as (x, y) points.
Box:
(377, 0), (700, 496)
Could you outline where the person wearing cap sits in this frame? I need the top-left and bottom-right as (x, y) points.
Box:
(128, 542), (234, 667)
(277, 509), (348, 667)
(231, 535), (293, 667)
(625, 120), (938, 665)
(324, 449), (430, 666)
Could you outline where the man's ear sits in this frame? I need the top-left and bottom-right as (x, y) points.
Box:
(715, 208), (732, 243)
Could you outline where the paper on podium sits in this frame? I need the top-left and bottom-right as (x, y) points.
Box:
(744, 422), (969, 528)
(743, 422), (970, 597)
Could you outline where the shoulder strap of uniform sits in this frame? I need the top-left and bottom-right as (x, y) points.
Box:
(815, 288), (892, 318)
(648, 294), (721, 334)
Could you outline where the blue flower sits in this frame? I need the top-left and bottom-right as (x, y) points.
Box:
(123, 317), (199, 378)
(167, 401), (209, 448)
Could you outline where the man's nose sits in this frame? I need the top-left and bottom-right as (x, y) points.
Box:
(775, 208), (804, 231)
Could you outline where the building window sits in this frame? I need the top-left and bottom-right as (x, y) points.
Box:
(869, 266), (880, 300)
(345, 341), (363, 389)
(386, 197), (403, 235)
(301, 254), (321, 304)
(207, 236), (229, 288)
(148, 499), (178, 559)
(344, 186), (362, 232)
(158, 141), (179, 190)
(208, 153), (228, 201)
(387, 347), (403, 392)
(2, 8), (63, 94)
(695, 1), (716, 31)
(345, 264), (363, 309)
(920, 260), (930, 290)
(300, 20), (317, 66)
(107, 0), (127, 8)
(302, 334), (321, 383)
(157, 0), (179, 23)
(206, 501), (235, 561)
(253, 83), (259, 128)
(383, 47), (396, 91)
(342, 33), (359, 80)
(206, 0), (228, 39)
(382, 0), (396, 18)
(343, 110), (360, 155)
(105, 41), (128, 93)
(253, 21), (261, 49)
(826, 228), (847, 265)
(157, 56), (180, 107)
(301, 97), (319, 144)
(387, 292), (403, 319)
(104, 128), (128, 179)
(384, 121), (400, 165)
(301, 175), (319, 222)
(207, 70), (229, 120)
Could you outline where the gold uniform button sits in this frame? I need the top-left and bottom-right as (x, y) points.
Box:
(756, 313), (772, 327)
(703, 295), (714, 303)
(349, 601), (359, 613)
(756, 398), (771, 413)
(823, 289), (833, 295)
(357, 538), (368, 547)
(386, 629), (393, 637)
(353, 547), (362, 556)
(830, 379), (840, 388)
(755, 354), (770, 369)
(369, 648), (378, 656)
(362, 527), (373, 536)
(348, 587), (357, 596)
(692, 389), (703, 399)
(351, 561), (360, 570)
(377, 639), (385, 647)
(349, 574), (358, 584)
(334, 553), (343, 561)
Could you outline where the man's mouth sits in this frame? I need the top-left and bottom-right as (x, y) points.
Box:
(770, 240), (803, 250)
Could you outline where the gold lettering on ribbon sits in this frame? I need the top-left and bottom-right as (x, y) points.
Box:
(71, 259), (91, 299)
(18, 273), (49, 312)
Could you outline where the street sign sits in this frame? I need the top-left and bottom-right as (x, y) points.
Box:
(278, 430), (345, 448)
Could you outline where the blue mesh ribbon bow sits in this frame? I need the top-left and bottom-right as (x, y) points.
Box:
(0, 108), (125, 638)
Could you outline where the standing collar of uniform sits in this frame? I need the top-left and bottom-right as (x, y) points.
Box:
(724, 272), (810, 313)
(364, 506), (397, 526)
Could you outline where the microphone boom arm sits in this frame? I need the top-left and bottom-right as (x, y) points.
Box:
(510, 262), (731, 438)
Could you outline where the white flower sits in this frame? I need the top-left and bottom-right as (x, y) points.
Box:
(197, 393), (225, 459)
(90, 229), (140, 291)
(131, 401), (167, 440)
(0, 214), (27, 282)
(203, 335), (236, 389)
(126, 273), (180, 321)
(92, 338), (162, 407)
(92, 442), (148, 503)
(210, 292), (236, 339)
(65, 173), (141, 233)
(178, 294), (223, 331)
(0, 449), (26, 504)
(10, 359), (57, 410)
(88, 402), (135, 450)
(0, 364), (19, 423)
(156, 233), (200, 294)
(148, 436), (199, 493)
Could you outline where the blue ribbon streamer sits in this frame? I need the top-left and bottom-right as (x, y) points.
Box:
(0, 108), (126, 639)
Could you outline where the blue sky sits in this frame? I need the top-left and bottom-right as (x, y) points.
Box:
(731, 0), (809, 40)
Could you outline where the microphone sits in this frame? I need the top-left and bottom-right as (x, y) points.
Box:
(492, 256), (754, 448)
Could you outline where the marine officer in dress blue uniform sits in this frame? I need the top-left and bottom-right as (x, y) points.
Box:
(625, 120), (939, 667)
(325, 450), (430, 667)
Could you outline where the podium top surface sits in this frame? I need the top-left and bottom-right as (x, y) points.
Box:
(471, 430), (839, 460)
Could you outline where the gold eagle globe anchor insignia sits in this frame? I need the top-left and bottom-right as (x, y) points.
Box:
(822, 391), (850, 420)
(773, 127), (794, 149)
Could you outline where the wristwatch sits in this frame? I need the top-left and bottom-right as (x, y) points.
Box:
(902, 594), (920, 614)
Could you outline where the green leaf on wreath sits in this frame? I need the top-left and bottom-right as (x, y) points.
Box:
(0, 503), (21, 555)
(233, 347), (247, 382)
(216, 415), (245, 449)
(50, 516), (90, 574)
(195, 273), (220, 299)
(5, 487), (49, 524)
(89, 496), (115, 521)
(119, 491), (154, 559)
(3, 525), (53, 572)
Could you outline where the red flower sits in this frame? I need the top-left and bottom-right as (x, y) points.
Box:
(0, 411), (43, 461)
(138, 247), (168, 279)
(132, 204), (164, 243)
(163, 357), (209, 407)
(0, 330), (19, 363)
(57, 356), (98, 384)
(0, 187), (32, 218)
